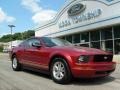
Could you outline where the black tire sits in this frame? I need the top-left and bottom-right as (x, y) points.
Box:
(12, 55), (21, 71)
(50, 57), (72, 84)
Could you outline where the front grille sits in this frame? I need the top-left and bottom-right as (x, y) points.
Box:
(93, 55), (113, 62)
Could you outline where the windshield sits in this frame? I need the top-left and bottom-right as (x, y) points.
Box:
(42, 37), (72, 47)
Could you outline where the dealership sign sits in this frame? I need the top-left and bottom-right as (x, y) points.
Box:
(67, 3), (86, 16)
(59, 8), (102, 29)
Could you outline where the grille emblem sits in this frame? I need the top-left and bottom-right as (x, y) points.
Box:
(104, 56), (108, 60)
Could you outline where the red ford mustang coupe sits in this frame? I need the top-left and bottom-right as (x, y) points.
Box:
(10, 37), (116, 84)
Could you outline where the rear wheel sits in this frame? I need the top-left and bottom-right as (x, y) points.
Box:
(50, 57), (72, 84)
(12, 56), (21, 71)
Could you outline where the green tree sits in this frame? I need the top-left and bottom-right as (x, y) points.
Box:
(0, 30), (35, 42)
(23, 30), (35, 39)
(12, 33), (22, 40)
(0, 34), (12, 42)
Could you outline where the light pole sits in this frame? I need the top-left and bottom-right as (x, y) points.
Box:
(8, 25), (15, 49)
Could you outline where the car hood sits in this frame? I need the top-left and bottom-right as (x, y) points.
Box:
(53, 46), (109, 55)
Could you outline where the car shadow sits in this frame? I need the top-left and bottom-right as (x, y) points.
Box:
(21, 68), (115, 85)
(22, 68), (51, 80)
(71, 76), (115, 86)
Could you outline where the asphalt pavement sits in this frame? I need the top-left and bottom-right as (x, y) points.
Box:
(0, 53), (120, 90)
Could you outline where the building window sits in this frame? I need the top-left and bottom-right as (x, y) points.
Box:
(91, 42), (100, 49)
(101, 27), (112, 40)
(73, 33), (80, 43)
(58, 25), (120, 54)
(90, 30), (100, 41)
(80, 43), (89, 47)
(101, 40), (113, 53)
(114, 25), (120, 39)
(66, 35), (72, 43)
(81, 32), (89, 43)
(60, 36), (65, 40)
(114, 39), (120, 54)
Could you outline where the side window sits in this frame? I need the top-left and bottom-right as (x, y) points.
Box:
(28, 39), (41, 47)
(42, 37), (56, 47)
(19, 41), (26, 47)
(24, 40), (30, 47)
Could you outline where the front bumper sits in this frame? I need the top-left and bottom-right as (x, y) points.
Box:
(71, 62), (116, 78)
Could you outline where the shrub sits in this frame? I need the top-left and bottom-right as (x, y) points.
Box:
(0, 45), (3, 52)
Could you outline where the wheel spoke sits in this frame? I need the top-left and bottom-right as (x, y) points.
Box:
(60, 72), (64, 78)
(54, 65), (58, 71)
(58, 62), (61, 69)
(60, 66), (64, 72)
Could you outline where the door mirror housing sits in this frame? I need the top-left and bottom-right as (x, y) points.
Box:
(32, 42), (41, 48)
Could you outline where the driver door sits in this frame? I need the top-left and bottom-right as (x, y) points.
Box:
(24, 38), (44, 69)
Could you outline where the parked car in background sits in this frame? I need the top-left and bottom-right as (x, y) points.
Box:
(9, 37), (116, 84)
(3, 49), (9, 53)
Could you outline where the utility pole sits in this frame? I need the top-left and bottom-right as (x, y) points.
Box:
(8, 25), (15, 50)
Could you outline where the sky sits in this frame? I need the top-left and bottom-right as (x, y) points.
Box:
(0, 0), (66, 37)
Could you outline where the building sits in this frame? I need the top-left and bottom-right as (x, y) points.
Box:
(0, 42), (9, 52)
(35, 0), (120, 55)
(3, 40), (23, 51)
(0, 42), (4, 46)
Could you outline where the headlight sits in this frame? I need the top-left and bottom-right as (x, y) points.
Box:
(78, 55), (89, 63)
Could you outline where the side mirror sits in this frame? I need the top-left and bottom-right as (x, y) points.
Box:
(32, 42), (41, 48)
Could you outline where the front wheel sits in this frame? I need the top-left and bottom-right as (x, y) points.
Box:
(50, 58), (72, 84)
(12, 56), (21, 71)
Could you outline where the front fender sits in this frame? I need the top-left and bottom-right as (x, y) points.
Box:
(49, 51), (74, 69)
